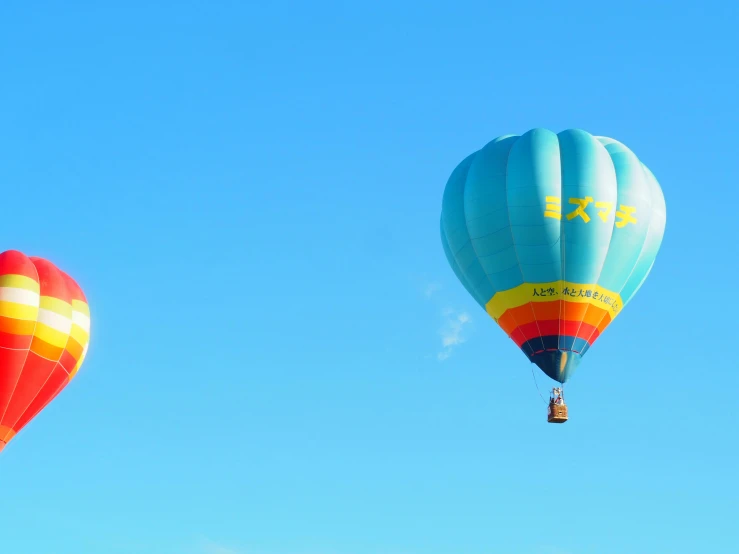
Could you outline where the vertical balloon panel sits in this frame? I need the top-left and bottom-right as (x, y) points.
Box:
(556, 130), (617, 369)
(440, 153), (493, 308)
(618, 165), (667, 307)
(464, 136), (522, 297)
(0, 251), (41, 445)
(505, 130), (563, 359)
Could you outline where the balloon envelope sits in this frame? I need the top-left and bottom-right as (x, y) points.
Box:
(440, 129), (666, 382)
(0, 250), (90, 452)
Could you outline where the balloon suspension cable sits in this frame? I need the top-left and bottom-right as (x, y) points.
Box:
(530, 364), (547, 404)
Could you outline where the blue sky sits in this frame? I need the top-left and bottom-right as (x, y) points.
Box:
(1, 1), (737, 553)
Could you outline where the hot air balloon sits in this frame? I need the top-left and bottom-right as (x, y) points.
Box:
(440, 129), (666, 422)
(0, 250), (90, 451)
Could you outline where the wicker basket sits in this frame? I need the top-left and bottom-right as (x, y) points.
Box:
(547, 403), (568, 424)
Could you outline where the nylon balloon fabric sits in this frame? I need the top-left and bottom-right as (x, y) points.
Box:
(440, 129), (666, 383)
(0, 250), (90, 452)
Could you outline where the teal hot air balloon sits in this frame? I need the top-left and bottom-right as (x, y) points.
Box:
(440, 128), (666, 390)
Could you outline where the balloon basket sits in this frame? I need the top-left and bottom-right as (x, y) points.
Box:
(547, 402), (568, 424)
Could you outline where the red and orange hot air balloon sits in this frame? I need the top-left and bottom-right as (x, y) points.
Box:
(0, 250), (91, 452)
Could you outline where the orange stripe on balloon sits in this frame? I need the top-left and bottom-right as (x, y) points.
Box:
(497, 300), (611, 336)
(497, 303), (533, 338)
(576, 304), (605, 329)
(532, 301), (564, 321)
(596, 312), (612, 332)
(64, 337), (83, 362)
(498, 301), (560, 334)
(29, 336), (64, 361)
(510, 320), (601, 345)
(497, 310), (517, 335)
(0, 316), (36, 336)
(581, 309), (613, 346)
(561, 302), (588, 321)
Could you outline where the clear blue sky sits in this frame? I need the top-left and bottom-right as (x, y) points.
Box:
(1, 2), (737, 553)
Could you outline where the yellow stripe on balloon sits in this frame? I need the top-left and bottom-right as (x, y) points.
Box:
(68, 297), (90, 381)
(69, 325), (89, 346)
(39, 296), (73, 317)
(0, 274), (40, 293)
(0, 301), (39, 321)
(72, 299), (90, 317)
(33, 322), (71, 349)
(485, 281), (624, 321)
